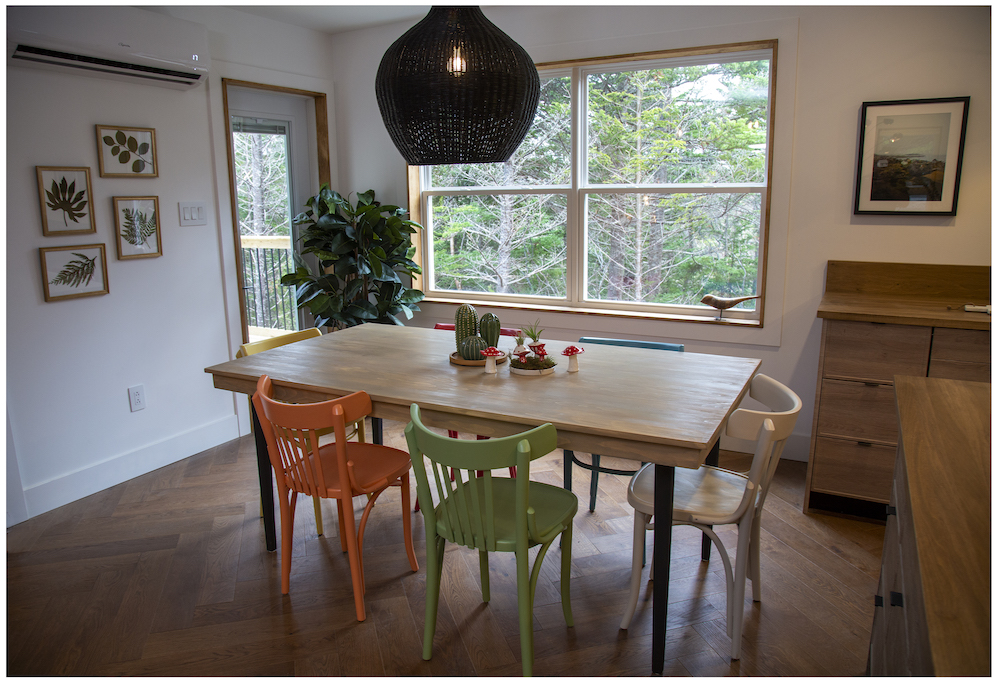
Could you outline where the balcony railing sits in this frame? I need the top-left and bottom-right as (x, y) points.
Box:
(241, 235), (296, 333)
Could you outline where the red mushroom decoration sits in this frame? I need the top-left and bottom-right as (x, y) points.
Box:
(562, 345), (584, 372)
(481, 346), (505, 374)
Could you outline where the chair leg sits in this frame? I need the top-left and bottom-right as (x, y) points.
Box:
(729, 520), (754, 660)
(400, 473), (418, 571)
(749, 512), (763, 602)
(312, 496), (324, 536)
(422, 535), (446, 661)
(560, 523), (574, 628)
(479, 549), (491, 602)
(516, 546), (534, 677)
(336, 499), (349, 552)
(340, 494), (367, 622)
(563, 449), (574, 492)
(620, 509), (650, 629)
(278, 491), (297, 595)
(588, 454), (601, 512)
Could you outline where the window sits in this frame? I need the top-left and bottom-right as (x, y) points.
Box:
(412, 41), (776, 325)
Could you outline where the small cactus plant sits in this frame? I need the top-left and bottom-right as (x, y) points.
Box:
(479, 313), (501, 347)
(459, 334), (489, 361)
(454, 304), (478, 351)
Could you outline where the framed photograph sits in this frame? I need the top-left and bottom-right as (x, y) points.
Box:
(39, 243), (109, 302)
(36, 166), (96, 236)
(854, 97), (970, 215)
(96, 125), (158, 177)
(113, 196), (162, 259)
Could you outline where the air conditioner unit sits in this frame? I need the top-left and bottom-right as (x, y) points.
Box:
(8, 6), (210, 90)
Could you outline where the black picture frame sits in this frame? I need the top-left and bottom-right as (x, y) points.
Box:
(853, 96), (970, 216)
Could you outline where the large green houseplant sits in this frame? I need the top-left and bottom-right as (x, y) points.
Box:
(281, 186), (424, 328)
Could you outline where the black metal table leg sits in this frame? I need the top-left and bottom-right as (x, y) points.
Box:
(652, 463), (675, 675)
(251, 403), (277, 553)
(371, 416), (383, 445)
(701, 439), (720, 562)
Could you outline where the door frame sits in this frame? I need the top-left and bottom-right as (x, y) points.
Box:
(222, 78), (330, 344)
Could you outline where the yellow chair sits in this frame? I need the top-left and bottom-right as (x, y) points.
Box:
(237, 328), (366, 536)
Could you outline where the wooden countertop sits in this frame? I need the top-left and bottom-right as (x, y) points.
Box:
(894, 376), (991, 676)
(817, 261), (990, 330)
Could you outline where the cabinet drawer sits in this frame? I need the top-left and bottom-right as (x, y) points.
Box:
(928, 359), (990, 383)
(811, 437), (895, 502)
(931, 328), (990, 363)
(817, 379), (899, 443)
(823, 321), (931, 382)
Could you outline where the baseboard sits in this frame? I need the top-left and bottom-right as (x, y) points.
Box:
(20, 415), (240, 520)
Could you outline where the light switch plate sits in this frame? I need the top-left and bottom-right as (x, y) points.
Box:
(178, 202), (208, 226)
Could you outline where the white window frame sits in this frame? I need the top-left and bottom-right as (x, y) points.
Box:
(410, 40), (779, 328)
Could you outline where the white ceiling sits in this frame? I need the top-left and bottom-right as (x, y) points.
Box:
(233, 5), (430, 35)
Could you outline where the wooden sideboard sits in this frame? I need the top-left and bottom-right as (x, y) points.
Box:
(804, 261), (990, 516)
(868, 376), (990, 676)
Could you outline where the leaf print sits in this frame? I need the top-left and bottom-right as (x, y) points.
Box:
(116, 130), (127, 145)
(121, 208), (157, 246)
(132, 159), (145, 173)
(45, 177), (88, 226)
(50, 253), (97, 288)
(127, 136), (138, 152)
(101, 128), (153, 174)
(118, 150), (131, 164)
(138, 142), (149, 155)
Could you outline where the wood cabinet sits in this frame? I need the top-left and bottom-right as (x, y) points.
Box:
(868, 377), (989, 676)
(804, 262), (989, 514)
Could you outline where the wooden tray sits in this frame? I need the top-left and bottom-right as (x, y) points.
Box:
(449, 351), (507, 366)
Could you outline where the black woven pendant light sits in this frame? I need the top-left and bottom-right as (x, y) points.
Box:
(375, 6), (540, 166)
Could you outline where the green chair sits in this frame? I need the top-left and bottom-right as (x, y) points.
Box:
(405, 404), (578, 677)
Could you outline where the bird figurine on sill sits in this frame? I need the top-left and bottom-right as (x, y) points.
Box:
(701, 294), (761, 320)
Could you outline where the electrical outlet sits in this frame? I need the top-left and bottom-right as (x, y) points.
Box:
(128, 384), (146, 412)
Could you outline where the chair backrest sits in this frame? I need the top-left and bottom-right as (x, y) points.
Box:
(252, 374), (371, 497)
(577, 336), (684, 352)
(404, 403), (557, 551)
(434, 322), (522, 337)
(723, 373), (802, 517)
(237, 327), (322, 358)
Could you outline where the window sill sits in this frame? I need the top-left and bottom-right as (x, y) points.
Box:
(420, 295), (762, 328)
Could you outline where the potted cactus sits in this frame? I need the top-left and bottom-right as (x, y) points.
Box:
(450, 304), (507, 366)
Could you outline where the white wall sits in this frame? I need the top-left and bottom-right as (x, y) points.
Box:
(6, 7), (336, 526)
(327, 5), (991, 460)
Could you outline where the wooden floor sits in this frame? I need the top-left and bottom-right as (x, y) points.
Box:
(7, 419), (886, 676)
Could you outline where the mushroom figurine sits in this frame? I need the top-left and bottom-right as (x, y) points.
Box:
(528, 342), (547, 358)
(513, 349), (531, 365)
(481, 346), (504, 374)
(562, 345), (584, 372)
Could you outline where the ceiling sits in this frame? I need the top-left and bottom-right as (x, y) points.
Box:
(233, 5), (430, 35)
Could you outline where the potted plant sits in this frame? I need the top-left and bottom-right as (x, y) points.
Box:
(280, 186), (424, 328)
(510, 319), (556, 375)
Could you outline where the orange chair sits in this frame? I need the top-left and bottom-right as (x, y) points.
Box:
(252, 375), (418, 620)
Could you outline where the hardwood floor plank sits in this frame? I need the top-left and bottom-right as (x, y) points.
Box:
(196, 513), (245, 606)
(151, 530), (210, 633)
(98, 548), (175, 665)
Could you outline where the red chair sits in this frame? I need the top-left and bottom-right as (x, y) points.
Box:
(253, 375), (418, 620)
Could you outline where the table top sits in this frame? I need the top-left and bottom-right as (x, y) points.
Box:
(893, 375), (990, 676)
(205, 325), (761, 469)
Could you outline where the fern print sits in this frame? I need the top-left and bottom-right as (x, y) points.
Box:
(45, 177), (88, 226)
(49, 253), (97, 288)
(121, 208), (157, 247)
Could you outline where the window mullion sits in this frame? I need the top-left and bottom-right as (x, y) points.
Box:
(567, 65), (586, 306)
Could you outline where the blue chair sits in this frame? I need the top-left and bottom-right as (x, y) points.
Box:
(563, 337), (684, 513)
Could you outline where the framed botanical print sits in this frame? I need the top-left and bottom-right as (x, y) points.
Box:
(113, 196), (162, 259)
(854, 97), (970, 215)
(39, 243), (109, 302)
(96, 125), (158, 177)
(36, 166), (96, 236)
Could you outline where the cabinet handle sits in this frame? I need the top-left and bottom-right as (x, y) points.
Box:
(890, 591), (904, 607)
(864, 382), (880, 387)
(857, 441), (873, 447)
(886, 505), (897, 516)
(874, 594), (884, 607)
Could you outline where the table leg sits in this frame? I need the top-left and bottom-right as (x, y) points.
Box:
(251, 403), (277, 553)
(701, 439), (720, 562)
(371, 417), (383, 445)
(652, 463), (675, 675)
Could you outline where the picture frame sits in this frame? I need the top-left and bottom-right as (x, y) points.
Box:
(96, 125), (158, 177)
(39, 243), (109, 302)
(113, 196), (162, 259)
(854, 96), (970, 216)
(36, 166), (96, 236)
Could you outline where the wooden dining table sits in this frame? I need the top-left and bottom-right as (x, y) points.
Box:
(205, 323), (760, 674)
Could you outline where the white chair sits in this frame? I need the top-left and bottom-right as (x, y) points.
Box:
(619, 373), (801, 660)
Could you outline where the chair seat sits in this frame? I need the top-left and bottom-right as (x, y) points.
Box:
(301, 442), (412, 496)
(627, 462), (749, 526)
(435, 477), (578, 552)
